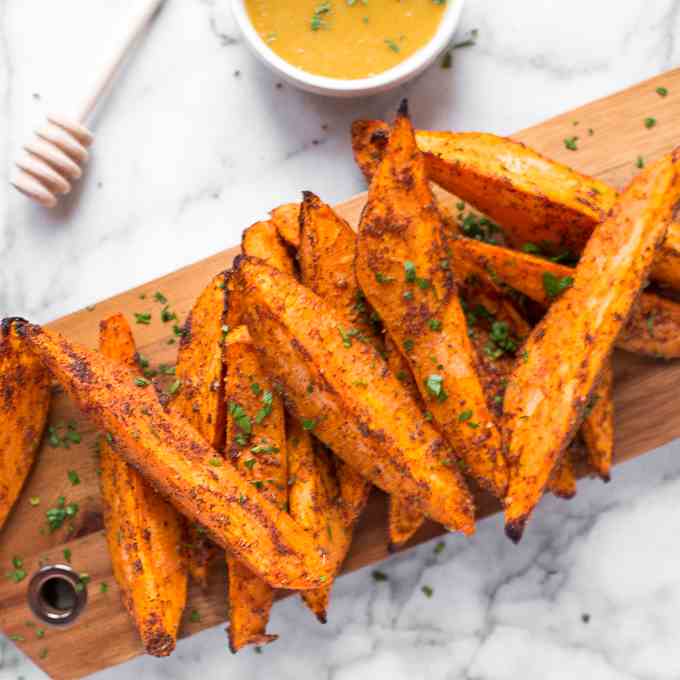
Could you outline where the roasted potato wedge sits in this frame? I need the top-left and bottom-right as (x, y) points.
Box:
(546, 448), (577, 500)
(233, 256), (475, 534)
(287, 420), (349, 623)
(580, 365), (614, 482)
(21, 322), (333, 589)
(355, 103), (507, 499)
(451, 237), (680, 360)
(298, 191), (373, 524)
(351, 122), (680, 291)
(504, 149), (680, 542)
(99, 314), (187, 657)
(383, 333), (425, 546)
(242, 220), (296, 276)
(270, 203), (302, 249)
(173, 272), (229, 588)
(224, 325), (287, 652)
(0, 319), (50, 533)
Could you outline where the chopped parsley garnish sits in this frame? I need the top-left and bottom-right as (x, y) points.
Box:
(428, 319), (442, 332)
(160, 306), (176, 323)
(644, 117), (657, 129)
(403, 339), (414, 352)
(29, 497), (40, 507)
(404, 260), (416, 282)
(564, 136), (578, 151)
(385, 38), (400, 53)
(134, 377), (150, 387)
(375, 271), (394, 284)
(7, 556), (26, 583)
(46, 496), (79, 533)
(372, 570), (388, 582)
(485, 321), (518, 359)
(425, 374), (447, 402)
(302, 418), (317, 431)
(403, 290), (414, 301)
(254, 391), (274, 425)
(656, 86), (668, 97)
(100, 582), (109, 594)
(153, 291), (167, 304)
(311, 2), (331, 30)
(67, 470), (80, 486)
(250, 382), (262, 396)
(434, 541), (445, 554)
(134, 312), (151, 325)
(168, 379), (182, 395)
(647, 312), (656, 336)
(75, 573), (90, 592)
(459, 211), (502, 243)
(458, 409), (473, 423)
(543, 272), (574, 298)
(421, 585), (434, 598)
(636, 155), (645, 169)
(209, 457), (223, 467)
(189, 609), (201, 623)
(63, 548), (72, 563)
(521, 242), (542, 254)
(229, 402), (252, 437)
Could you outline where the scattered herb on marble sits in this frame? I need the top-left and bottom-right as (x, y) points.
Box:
(434, 541), (445, 554)
(372, 570), (388, 582)
(421, 585), (434, 598)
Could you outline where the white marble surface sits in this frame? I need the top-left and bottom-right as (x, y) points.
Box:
(2, 0), (680, 678)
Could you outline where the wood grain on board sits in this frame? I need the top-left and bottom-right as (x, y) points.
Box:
(2, 68), (680, 680)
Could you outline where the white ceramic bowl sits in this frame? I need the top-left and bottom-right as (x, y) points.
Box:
(231, 0), (466, 97)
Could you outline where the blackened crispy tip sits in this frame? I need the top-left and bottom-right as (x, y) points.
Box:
(505, 517), (527, 544)
(397, 98), (409, 118)
(315, 612), (328, 625)
(386, 541), (397, 554)
(301, 190), (317, 203)
(1, 317), (29, 337)
(601, 474), (611, 484)
(232, 253), (247, 272)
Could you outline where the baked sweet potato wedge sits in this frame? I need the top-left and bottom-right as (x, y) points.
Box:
(451, 237), (680, 360)
(233, 256), (475, 534)
(270, 203), (302, 249)
(21, 322), (333, 589)
(287, 420), (349, 623)
(580, 365), (614, 482)
(0, 319), (50, 533)
(224, 325), (287, 652)
(503, 149), (680, 542)
(242, 220), (296, 277)
(546, 449), (577, 499)
(298, 191), (373, 523)
(355, 103), (507, 499)
(383, 333), (425, 547)
(351, 122), (680, 291)
(173, 272), (229, 588)
(99, 314), (187, 657)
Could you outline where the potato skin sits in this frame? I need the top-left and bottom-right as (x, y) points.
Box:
(224, 325), (287, 652)
(355, 105), (507, 499)
(270, 203), (302, 249)
(351, 121), (680, 291)
(233, 257), (475, 534)
(22, 322), (333, 590)
(99, 313), (188, 657)
(173, 272), (229, 588)
(503, 149), (680, 542)
(451, 237), (680, 360)
(0, 319), (50, 533)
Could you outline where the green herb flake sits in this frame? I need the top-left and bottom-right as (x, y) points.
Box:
(434, 541), (445, 554)
(189, 609), (201, 623)
(636, 155), (645, 169)
(372, 570), (388, 582)
(542, 272), (574, 298)
(67, 470), (80, 486)
(644, 117), (657, 129)
(428, 319), (442, 332)
(209, 457), (223, 467)
(134, 312), (152, 325)
(458, 409), (473, 423)
(385, 38), (400, 53)
(301, 418), (317, 431)
(421, 585), (434, 598)
(425, 374), (447, 402)
(375, 271), (394, 284)
(63, 548), (72, 563)
(134, 376), (150, 388)
(100, 582), (109, 594)
(656, 86), (669, 97)
(404, 260), (417, 282)
(153, 291), (168, 304)
(564, 136), (579, 151)
(29, 497), (40, 507)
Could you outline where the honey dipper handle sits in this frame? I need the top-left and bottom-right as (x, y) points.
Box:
(74, 0), (167, 122)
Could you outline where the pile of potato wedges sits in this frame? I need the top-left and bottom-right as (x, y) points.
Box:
(3, 100), (680, 656)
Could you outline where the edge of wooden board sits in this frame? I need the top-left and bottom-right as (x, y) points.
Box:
(2, 67), (680, 679)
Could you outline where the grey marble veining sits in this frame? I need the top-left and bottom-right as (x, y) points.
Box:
(1, 1), (680, 678)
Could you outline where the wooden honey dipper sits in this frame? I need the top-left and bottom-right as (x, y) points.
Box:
(11, 0), (167, 208)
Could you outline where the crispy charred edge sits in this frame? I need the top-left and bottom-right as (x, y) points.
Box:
(1, 317), (28, 337)
(397, 98), (409, 118)
(143, 626), (176, 658)
(505, 516), (527, 544)
(228, 631), (278, 655)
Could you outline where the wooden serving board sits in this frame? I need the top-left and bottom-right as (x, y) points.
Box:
(3, 68), (680, 680)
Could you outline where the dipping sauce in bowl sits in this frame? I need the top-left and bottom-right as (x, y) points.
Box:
(244, 0), (448, 80)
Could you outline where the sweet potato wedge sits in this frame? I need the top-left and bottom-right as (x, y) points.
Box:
(298, 191), (373, 524)
(270, 203), (302, 249)
(546, 449), (577, 500)
(233, 257), (475, 534)
(173, 272), (229, 587)
(21, 322), (333, 589)
(383, 333), (424, 546)
(0, 319), (50, 533)
(287, 420), (349, 623)
(242, 220), (296, 277)
(503, 149), (680, 542)
(99, 314), (187, 657)
(352, 122), (680, 290)
(224, 325), (287, 652)
(580, 365), (614, 482)
(355, 103), (507, 499)
(451, 237), (680, 360)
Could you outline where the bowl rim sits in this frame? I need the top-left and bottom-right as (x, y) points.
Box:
(231, 0), (465, 95)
